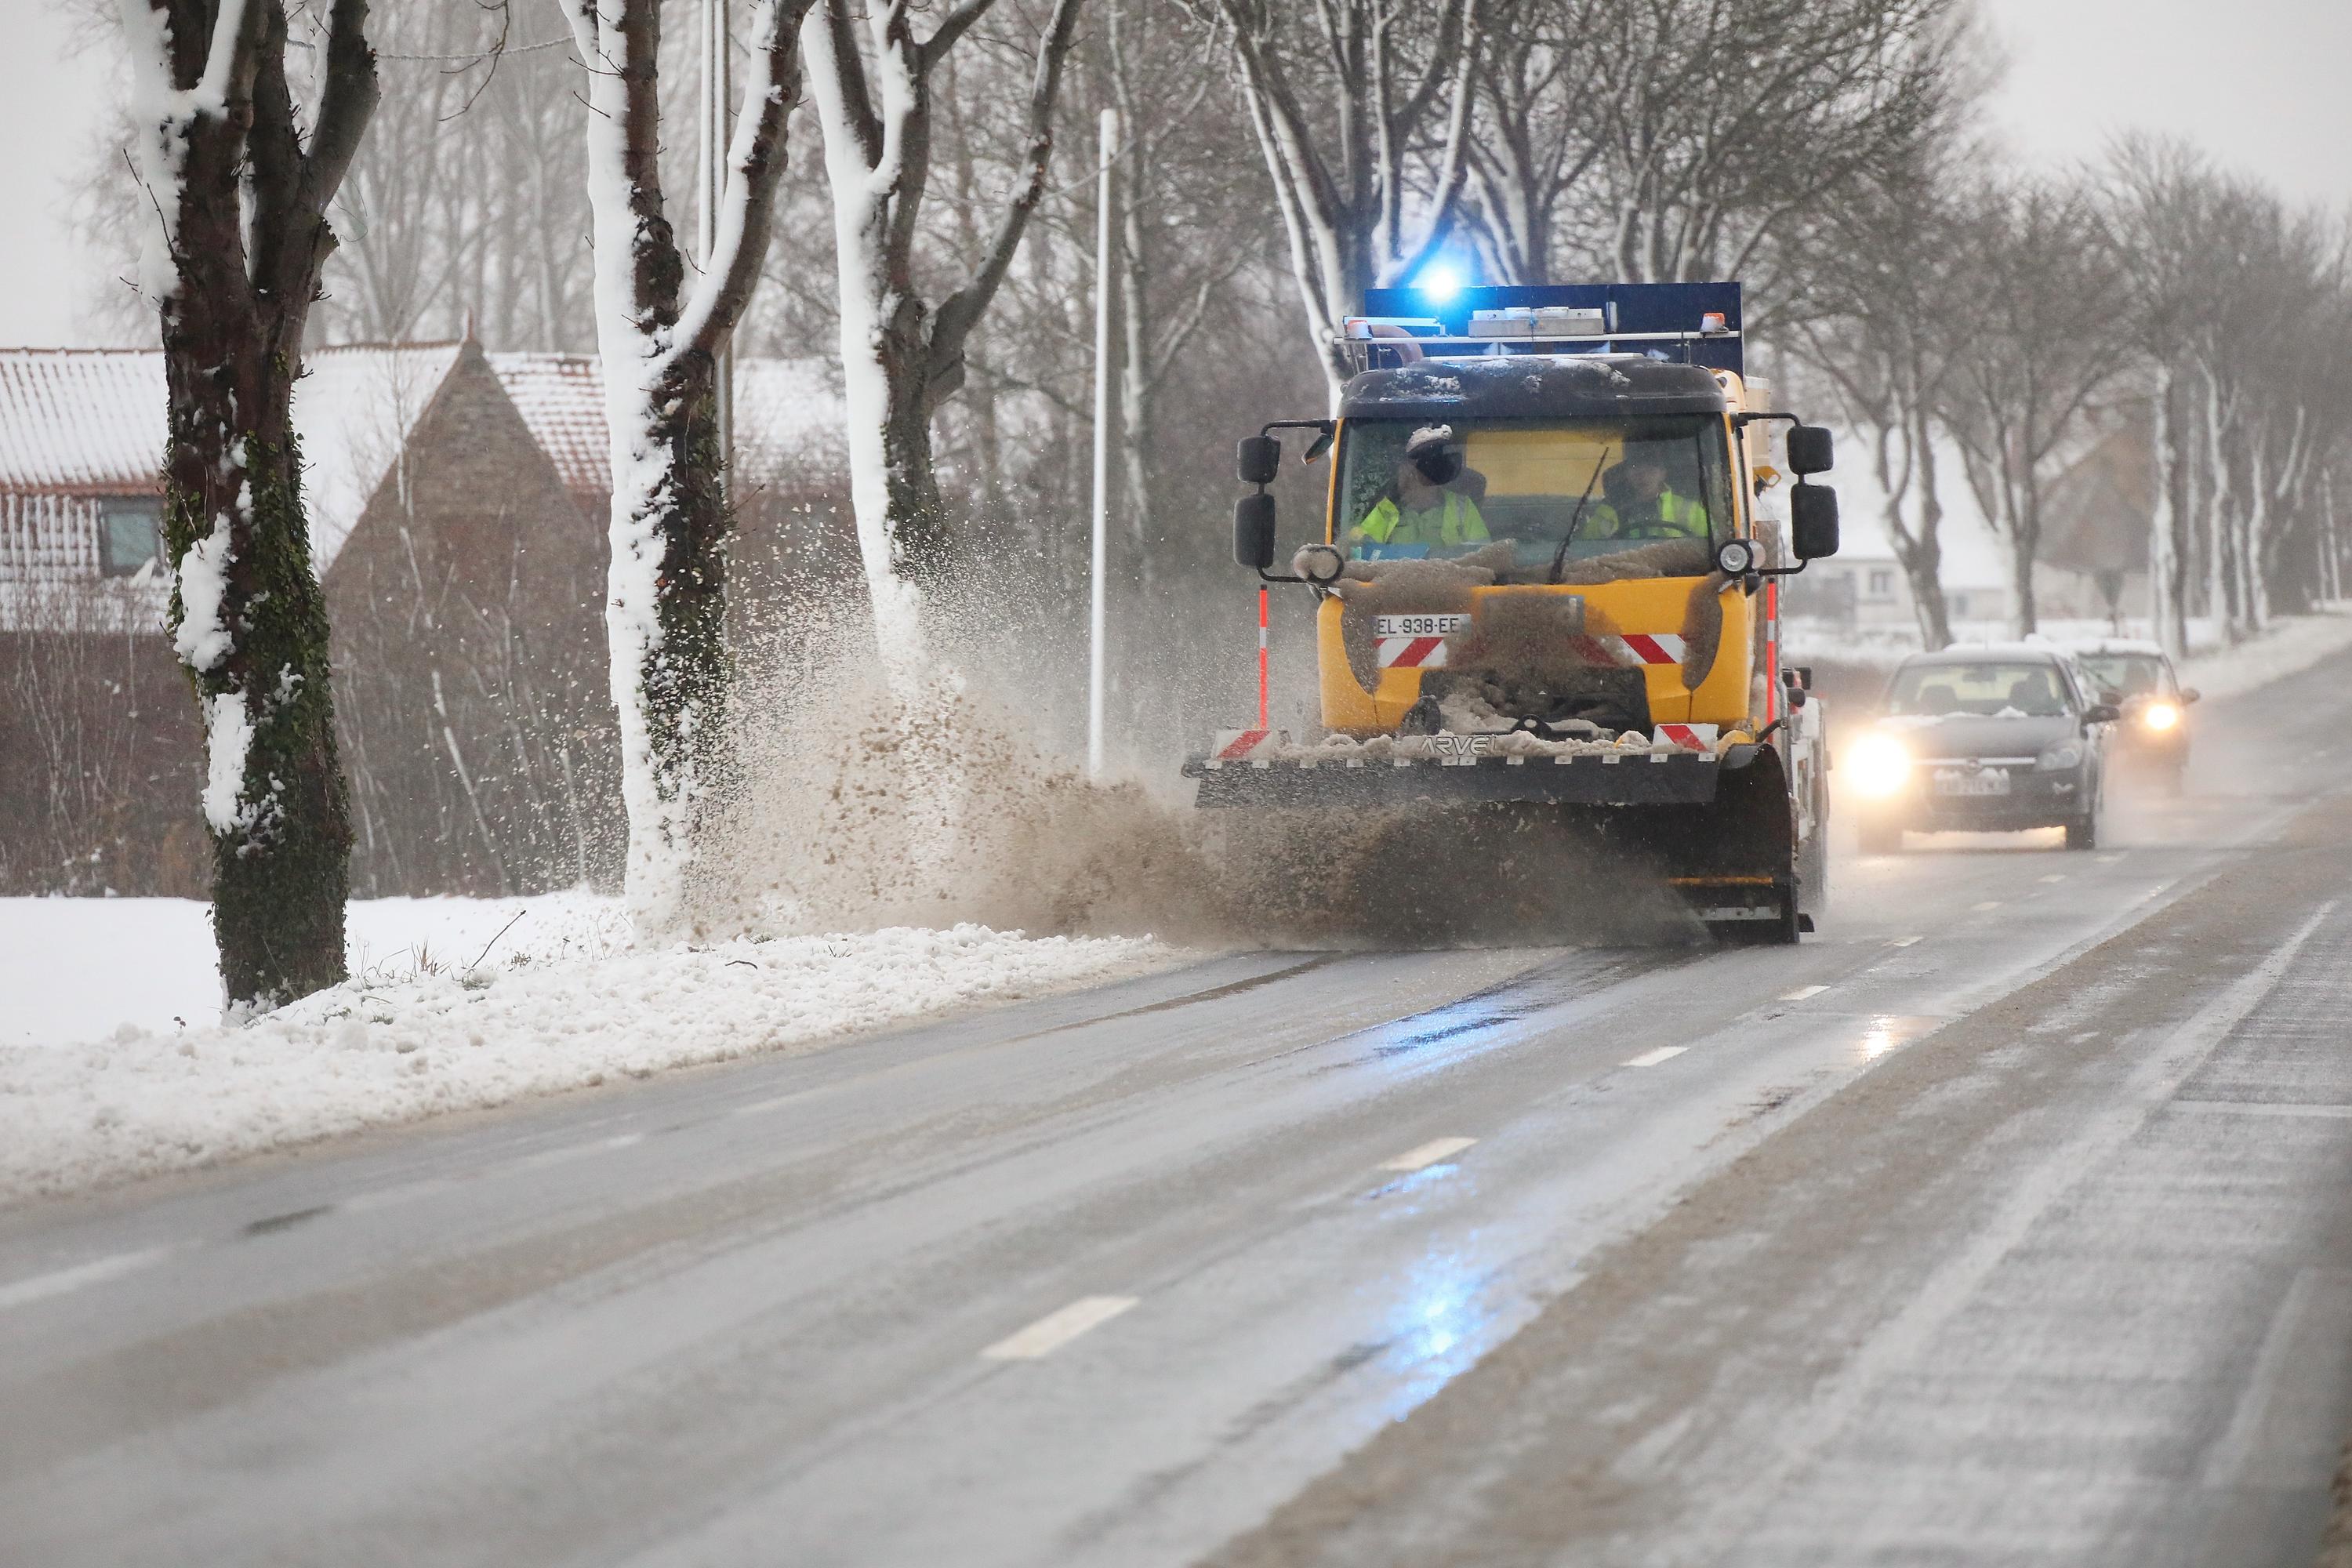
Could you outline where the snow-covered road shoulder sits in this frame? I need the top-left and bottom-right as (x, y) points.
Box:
(0, 924), (1189, 1202)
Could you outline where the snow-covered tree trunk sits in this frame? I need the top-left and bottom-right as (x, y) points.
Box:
(562, 0), (815, 935)
(2147, 362), (2187, 658)
(2201, 374), (2239, 642)
(120, 0), (379, 1009)
(800, 0), (1085, 684)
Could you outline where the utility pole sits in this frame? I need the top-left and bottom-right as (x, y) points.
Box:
(1087, 108), (1118, 779)
(699, 0), (734, 485)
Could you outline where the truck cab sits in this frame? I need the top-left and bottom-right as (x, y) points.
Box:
(1316, 353), (1780, 739)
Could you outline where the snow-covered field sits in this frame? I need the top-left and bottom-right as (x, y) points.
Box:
(0, 895), (1186, 1200)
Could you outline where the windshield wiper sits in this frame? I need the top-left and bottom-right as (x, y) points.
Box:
(1548, 446), (1613, 584)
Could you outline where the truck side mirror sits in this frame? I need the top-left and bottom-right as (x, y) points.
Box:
(1791, 483), (1839, 560)
(1785, 425), (1835, 476)
(1234, 492), (1277, 570)
(1236, 435), (1282, 486)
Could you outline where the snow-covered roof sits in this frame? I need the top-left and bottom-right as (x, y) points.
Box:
(295, 342), (467, 568)
(0, 342), (470, 634)
(0, 350), (168, 495)
(1907, 641), (2072, 662)
(0, 341), (465, 586)
(2057, 636), (2166, 658)
(488, 353), (608, 497)
(490, 352), (844, 502)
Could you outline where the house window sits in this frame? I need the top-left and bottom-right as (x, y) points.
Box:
(1867, 569), (1894, 597)
(1947, 593), (1968, 619)
(100, 497), (163, 576)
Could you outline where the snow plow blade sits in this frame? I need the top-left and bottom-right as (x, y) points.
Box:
(1181, 745), (1759, 810)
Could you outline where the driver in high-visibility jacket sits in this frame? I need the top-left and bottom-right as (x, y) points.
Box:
(1348, 426), (1490, 554)
(1590, 454), (1708, 540)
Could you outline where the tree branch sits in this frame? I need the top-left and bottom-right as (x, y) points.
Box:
(925, 0), (1083, 384)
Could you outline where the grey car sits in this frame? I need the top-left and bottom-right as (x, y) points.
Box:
(1846, 647), (2119, 852)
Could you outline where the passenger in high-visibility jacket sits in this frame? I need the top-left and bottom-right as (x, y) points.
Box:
(1348, 426), (1490, 554)
(1590, 456), (1708, 540)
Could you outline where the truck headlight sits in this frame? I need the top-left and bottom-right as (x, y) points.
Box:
(2140, 701), (2180, 731)
(1849, 733), (1911, 797)
(2038, 742), (2083, 771)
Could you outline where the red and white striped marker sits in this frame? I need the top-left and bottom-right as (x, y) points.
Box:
(1567, 632), (1686, 667)
(1375, 635), (1450, 669)
(1653, 724), (1719, 750)
(1211, 729), (1273, 760)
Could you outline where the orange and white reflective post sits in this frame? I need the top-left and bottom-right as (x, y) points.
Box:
(1257, 586), (1272, 730)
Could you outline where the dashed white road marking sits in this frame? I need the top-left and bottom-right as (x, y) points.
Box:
(982, 1295), (1139, 1360)
(1886, 936), (1922, 948)
(511, 1131), (643, 1171)
(1972, 901), (2002, 913)
(1778, 985), (1830, 1002)
(0, 1244), (174, 1312)
(1623, 1046), (1688, 1068)
(2039, 874), (2067, 884)
(1381, 1137), (1477, 1172)
(2097, 853), (2125, 863)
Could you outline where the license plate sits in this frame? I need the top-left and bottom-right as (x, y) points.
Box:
(1374, 613), (1471, 637)
(1934, 768), (2010, 797)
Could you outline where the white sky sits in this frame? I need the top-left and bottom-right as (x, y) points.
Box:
(0, 0), (2345, 348)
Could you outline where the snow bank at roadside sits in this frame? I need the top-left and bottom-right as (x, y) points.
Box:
(2177, 604), (2352, 700)
(0, 922), (1185, 1200)
(1788, 604), (2352, 695)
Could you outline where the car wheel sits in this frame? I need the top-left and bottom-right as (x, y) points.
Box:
(2064, 812), (2098, 851)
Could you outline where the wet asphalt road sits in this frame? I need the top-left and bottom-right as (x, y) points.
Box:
(4, 651), (2352, 1567)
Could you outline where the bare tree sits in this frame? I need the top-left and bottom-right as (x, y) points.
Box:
(1185, 0), (1482, 389)
(557, 0), (816, 935)
(1791, 141), (1974, 648)
(1942, 177), (2127, 637)
(117, 0), (380, 1007)
(800, 0), (1087, 679)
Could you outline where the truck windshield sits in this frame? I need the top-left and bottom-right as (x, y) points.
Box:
(1333, 412), (1734, 575)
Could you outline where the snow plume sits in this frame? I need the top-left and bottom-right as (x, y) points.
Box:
(699, 598), (1701, 953)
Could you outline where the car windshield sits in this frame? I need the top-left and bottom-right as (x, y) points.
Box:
(1889, 662), (2074, 718)
(1332, 412), (1733, 577)
(2074, 652), (2169, 699)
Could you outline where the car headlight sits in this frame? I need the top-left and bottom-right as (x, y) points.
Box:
(1849, 733), (1912, 797)
(2140, 701), (2180, 731)
(2038, 742), (2083, 771)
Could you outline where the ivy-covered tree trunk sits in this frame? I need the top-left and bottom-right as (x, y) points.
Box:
(121, 0), (379, 1008)
(160, 343), (353, 1006)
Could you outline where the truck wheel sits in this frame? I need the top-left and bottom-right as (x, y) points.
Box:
(1858, 818), (1903, 855)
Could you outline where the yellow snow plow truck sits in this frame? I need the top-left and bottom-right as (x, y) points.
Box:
(1181, 282), (1841, 942)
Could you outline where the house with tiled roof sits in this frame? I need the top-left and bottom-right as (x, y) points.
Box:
(2, 336), (852, 897)
(487, 351), (847, 521)
(1, 338), (612, 897)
